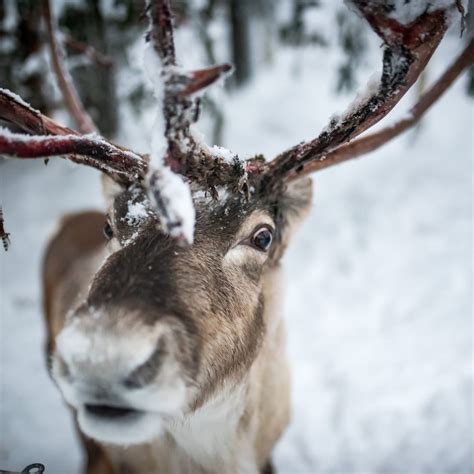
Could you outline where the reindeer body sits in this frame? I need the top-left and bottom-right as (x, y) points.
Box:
(42, 179), (311, 474)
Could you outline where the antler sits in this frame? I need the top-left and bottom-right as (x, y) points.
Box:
(143, 0), (248, 243)
(287, 37), (474, 178)
(0, 0), (146, 184)
(0, 89), (147, 184)
(0, 0), (471, 250)
(144, 0), (240, 185)
(262, 0), (466, 188)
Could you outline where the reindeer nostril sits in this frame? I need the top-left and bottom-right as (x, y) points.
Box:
(123, 337), (167, 389)
(85, 404), (138, 419)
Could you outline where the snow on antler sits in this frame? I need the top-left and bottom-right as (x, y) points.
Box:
(0, 89), (147, 183)
(263, 0), (463, 187)
(144, 0), (196, 244)
(0, 0), (471, 250)
(143, 0), (235, 244)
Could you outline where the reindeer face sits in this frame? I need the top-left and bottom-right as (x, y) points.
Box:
(52, 179), (312, 445)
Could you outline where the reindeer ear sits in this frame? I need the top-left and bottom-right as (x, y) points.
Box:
(282, 177), (313, 227)
(270, 177), (313, 261)
(101, 174), (124, 210)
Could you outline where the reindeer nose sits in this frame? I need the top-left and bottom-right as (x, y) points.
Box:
(54, 310), (166, 395)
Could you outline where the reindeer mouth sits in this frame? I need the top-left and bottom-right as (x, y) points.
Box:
(84, 403), (141, 419)
(78, 402), (164, 445)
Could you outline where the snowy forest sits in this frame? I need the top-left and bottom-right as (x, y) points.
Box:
(1, 0), (473, 473)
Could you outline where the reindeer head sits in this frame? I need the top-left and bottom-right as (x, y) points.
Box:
(50, 177), (312, 444)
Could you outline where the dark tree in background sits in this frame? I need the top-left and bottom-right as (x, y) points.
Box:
(279, 0), (327, 47)
(59, 1), (119, 136)
(229, 0), (251, 86)
(467, 0), (474, 95)
(0, 0), (49, 112)
(335, 5), (367, 92)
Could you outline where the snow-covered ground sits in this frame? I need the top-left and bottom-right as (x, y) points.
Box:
(1, 5), (472, 473)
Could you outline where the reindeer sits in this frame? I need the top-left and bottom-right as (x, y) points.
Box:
(1, 1), (472, 473)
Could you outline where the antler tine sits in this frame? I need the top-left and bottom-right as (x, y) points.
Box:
(147, 0), (176, 66)
(263, 1), (457, 188)
(145, 0), (238, 184)
(287, 38), (474, 178)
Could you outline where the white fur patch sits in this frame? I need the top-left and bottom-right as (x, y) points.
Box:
(169, 383), (257, 472)
(53, 314), (190, 446)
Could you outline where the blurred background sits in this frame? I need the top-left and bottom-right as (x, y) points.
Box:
(0, 0), (473, 472)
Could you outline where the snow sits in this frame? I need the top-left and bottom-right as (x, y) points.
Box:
(126, 201), (148, 220)
(208, 144), (237, 163)
(380, 0), (464, 26)
(0, 88), (38, 113)
(122, 199), (149, 228)
(322, 88), (391, 137)
(1, 5), (472, 474)
(148, 167), (196, 244)
(143, 42), (166, 168)
(143, 38), (196, 245)
(343, 73), (381, 117)
(0, 126), (68, 143)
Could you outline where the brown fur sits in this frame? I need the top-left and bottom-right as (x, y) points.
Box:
(42, 179), (312, 473)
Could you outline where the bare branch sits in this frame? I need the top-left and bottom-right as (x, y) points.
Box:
(63, 34), (114, 68)
(42, 0), (97, 134)
(146, 0), (176, 66)
(264, 2), (454, 187)
(288, 38), (474, 178)
(0, 206), (10, 252)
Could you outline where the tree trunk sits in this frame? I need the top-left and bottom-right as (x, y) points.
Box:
(229, 0), (252, 87)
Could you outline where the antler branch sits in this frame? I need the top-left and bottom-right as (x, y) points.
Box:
(0, 89), (147, 184)
(0, 0), (469, 250)
(63, 34), (114, 68)
(263, 1), (457, 187)
(287, 38), (474, 177)
(42, 0), (97, 134)
(144, 0), (243, 243)
(145, 0), (238, 184)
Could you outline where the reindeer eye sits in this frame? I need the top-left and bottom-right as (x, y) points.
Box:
(103, 221), (114, 240)
(251, 226), (273, 252)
